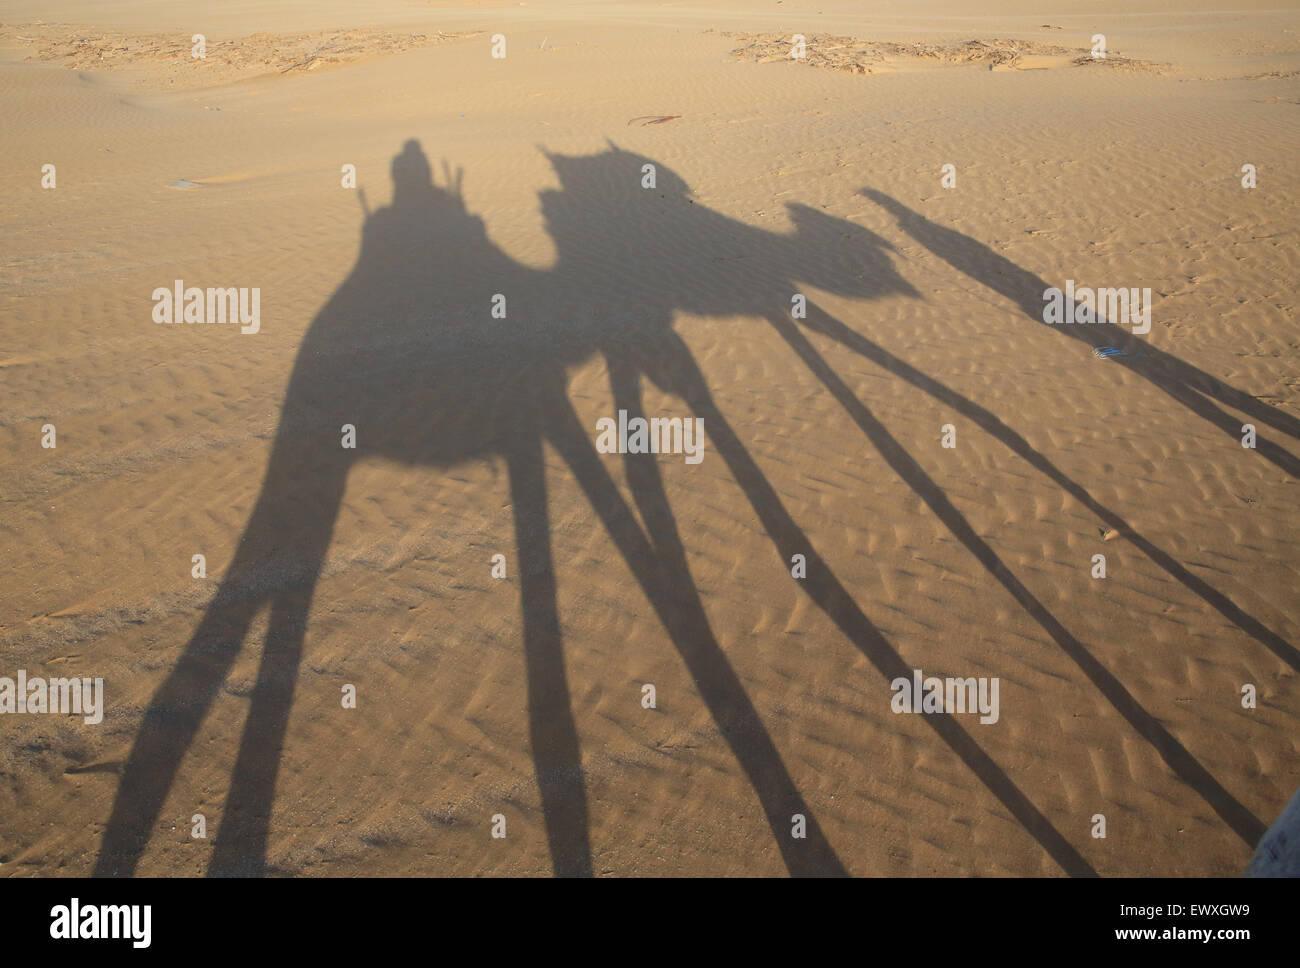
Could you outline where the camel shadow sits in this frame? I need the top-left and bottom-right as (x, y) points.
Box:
(94, 141), (1277, 877)
(97, 139), (902, 876)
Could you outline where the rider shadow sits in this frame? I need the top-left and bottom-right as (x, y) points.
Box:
(98, 139), (1104, 878)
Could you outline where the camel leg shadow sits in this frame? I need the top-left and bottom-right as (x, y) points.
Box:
(542, 381), (845, 875)
(96, 434), (348, 876)
(762, 306), (1266, 847)
(606, 357), (846, 874)
(795, 298), (1298, 671)
(638, 329), (1096, 875)
(506, 426), (593, 877)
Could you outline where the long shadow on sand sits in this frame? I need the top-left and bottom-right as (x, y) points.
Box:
(862, 189), (1300, 477)
(94, 141), (1283, 877)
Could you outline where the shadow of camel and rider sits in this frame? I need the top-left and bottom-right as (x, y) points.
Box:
(94, 140), (1296, 877)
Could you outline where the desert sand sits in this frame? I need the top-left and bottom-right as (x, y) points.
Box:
(1, 0), (1296, 877)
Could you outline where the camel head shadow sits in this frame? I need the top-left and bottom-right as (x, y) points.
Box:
(535, 141), (919, 331)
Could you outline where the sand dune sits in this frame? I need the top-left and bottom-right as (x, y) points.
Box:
(1, 0), (1296, 877)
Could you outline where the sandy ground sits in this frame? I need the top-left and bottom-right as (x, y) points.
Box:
(1, 0), (1297, 877)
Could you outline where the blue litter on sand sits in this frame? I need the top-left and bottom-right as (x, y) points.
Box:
(1092, 345), (1127, 359)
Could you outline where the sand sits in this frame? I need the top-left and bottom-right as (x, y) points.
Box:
(1, 0), (1296, 877)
